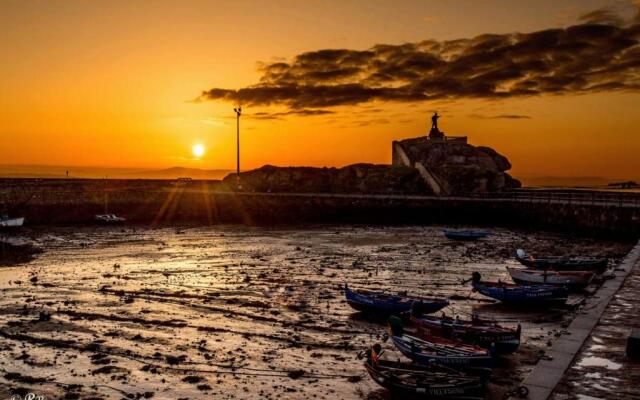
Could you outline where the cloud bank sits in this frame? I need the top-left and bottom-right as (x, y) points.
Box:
(198, 8), (640, 110)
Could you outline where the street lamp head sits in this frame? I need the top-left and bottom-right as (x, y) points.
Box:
(234, 107), (242, 116)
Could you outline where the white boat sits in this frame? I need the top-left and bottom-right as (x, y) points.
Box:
(506, 267), (594, 289)
(0, 216), (25, 229)
(94, 214), (126, 224)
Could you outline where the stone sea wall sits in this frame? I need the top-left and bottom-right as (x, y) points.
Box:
(0, 179), (638, 239)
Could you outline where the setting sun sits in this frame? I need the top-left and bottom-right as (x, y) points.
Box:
(192, 144), (205, 158)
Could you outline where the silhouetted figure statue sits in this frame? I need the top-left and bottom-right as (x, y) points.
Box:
(429, 112), (445, 140)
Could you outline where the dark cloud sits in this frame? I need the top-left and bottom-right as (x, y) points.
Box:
(580, 8), (625, 25)
(198, 8), (640, 109)
(469, 114), (531, 120)
(244, 109), (335, 120)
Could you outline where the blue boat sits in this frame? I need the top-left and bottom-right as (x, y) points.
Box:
(364, 345), (488, 399)
(387, 317), (493, 380)
(344, 285), (449, 316)
(470, 272), (568, 305)
(443, 229), (490, 241)
(391, 334), (494, 371)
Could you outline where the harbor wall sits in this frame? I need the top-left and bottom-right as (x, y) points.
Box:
(1, 179), (638, 239)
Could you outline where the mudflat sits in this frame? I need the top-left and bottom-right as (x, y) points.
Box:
(0, 226), (632, 399)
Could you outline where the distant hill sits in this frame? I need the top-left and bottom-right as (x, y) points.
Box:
(120, 167), (232, 180)
(0, 165), (233, 180)
(516, 175), (640, 189)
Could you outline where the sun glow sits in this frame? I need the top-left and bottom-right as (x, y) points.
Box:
(192, 144), (205, 158)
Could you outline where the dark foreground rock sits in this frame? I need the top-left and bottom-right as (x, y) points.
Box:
(223, 163), (432, 194)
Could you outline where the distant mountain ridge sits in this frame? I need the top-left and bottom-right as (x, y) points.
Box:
(0, 165), (232, 180)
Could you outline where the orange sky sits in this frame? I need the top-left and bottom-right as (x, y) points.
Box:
(1, 0), (639, 180)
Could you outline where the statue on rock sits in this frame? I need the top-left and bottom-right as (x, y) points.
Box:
(431, 112), (440, 130)
(429, 112), (445, 140)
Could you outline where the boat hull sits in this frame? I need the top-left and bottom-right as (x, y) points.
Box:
(364, 358), (486, 400)
(345, 286), (448, 316)
(507, 267), (594, 289)
(94, 215), (126, 224)
(0, 217), (25, 230)
(410, 315), (520, 354)
(443, 230), (489, 241)
(472, 281), (568, 305)
(391, 335), (494, 370)
(515, 251), (607, 273)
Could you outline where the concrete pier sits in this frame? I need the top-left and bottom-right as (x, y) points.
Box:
(510, 240), (640, 400)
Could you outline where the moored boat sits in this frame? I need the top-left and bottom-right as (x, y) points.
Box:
(443, 229), (490, 241)
(364, 345), (487, 399)
(94, 214), (126, 224)
(507, 267), (594, 289)
(410, 312), (521, 354)
(469, 272), (568, 305)
(345, 285), (449, 316)
(391, 333), (494, 371)
(515, 249), (608, 273)
(389, 316), (494, 371)
(0, 215), (24, 230)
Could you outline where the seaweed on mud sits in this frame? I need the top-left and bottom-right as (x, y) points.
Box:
(4, 372), (50, 384)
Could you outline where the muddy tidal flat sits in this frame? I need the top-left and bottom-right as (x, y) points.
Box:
(0, 226), (633, 400)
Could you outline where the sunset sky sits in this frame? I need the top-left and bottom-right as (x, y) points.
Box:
(1, 0), (639, 181)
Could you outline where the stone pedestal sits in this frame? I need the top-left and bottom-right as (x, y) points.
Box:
(428, 127), (445, 140)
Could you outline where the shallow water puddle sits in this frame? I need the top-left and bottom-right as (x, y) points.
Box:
(578, 356), (622, 370)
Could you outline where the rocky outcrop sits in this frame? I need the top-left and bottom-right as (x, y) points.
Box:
(223, 164), (432, 194)
(393, 137), (520, 195)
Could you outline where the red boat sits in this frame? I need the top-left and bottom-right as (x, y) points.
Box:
(410, 312), (520, 354)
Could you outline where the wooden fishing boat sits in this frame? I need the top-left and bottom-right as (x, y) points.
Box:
(515, 249), (608, 273)
(443, 229), (490, 241)
(391, 333), (494, 370)
(410, 312), (521, 354)
(345, 285), (449, 316)
(0, 216), (24, 230)
(94, 214), (126, 224)
(507, 267), (594, 289)
(469, 272), (568, 305)
(389, 317), (494, 370)
(364, 346), (487, 399)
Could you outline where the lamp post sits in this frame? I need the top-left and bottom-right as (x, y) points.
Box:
(233, 107), (242, 188)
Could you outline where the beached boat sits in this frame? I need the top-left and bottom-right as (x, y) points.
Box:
(443, 229), (490, 241)
(507, 267), (594, 289)
(389, 316), (494, 370)
(94, 214), (126, 224)
(345, 285), (449, 316)
(515, 249), (608, 273)
(391, 333), (494, 370)
(410, 313), (521, 354)
(364, 346), (487, 399)
(470, 272), (568, 305)
(0, 216), (25, 230)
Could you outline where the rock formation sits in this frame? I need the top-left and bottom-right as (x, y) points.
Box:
(392, 137), (521, 195)
(223, 164), (431, 194)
